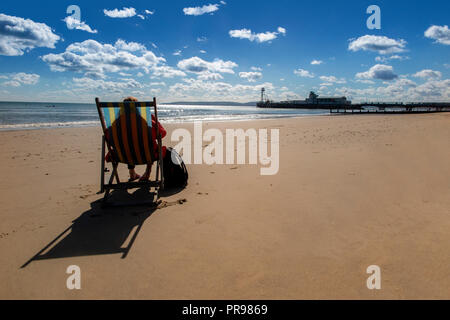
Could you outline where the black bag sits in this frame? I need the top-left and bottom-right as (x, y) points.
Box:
(163, 147), (188, 189)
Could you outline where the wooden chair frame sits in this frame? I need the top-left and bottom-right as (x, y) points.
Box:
(95, 97), (164, 206)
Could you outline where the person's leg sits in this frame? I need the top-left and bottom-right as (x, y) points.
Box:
(140, 163), (152, 181)
(128, 165), (141, 181)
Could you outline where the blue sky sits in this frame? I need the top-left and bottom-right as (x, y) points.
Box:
(0, 0), (449, 102)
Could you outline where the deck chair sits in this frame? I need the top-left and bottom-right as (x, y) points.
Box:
(95, 98), (164, 206)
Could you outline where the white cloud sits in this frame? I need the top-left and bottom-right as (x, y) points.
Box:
(356, 64), (398, 81)
(197, 36), (208, 42)
(12, 72), (40, 85)
(229, 27), (287, 43)
(183, 4), (220, 16)
(424, 25), (450, 45)
(173, 50), (182, 56)
(103, 7), (137, 18)
(319, 75), (346, 84)
(150, 82), (166, 86)
(294, 69), (314, 78)
(151, 66), (186, 78)
(114, 39), (146, 52)
(279, 91), (301, 101)
(177, 56), (238, 74)
(355, 79), (375, 84)
(311, 60), (323, 65)
(413, 69), (442, 79)
(251, 66), (262, 71)
(409, 79), (450, 100)
(197, 71), (224, 81)
(1, 72), (40, 86)
(149, 88), (162, 95)
(72, 77), (143, 92)
(375, 55), (409, 62)
(13, 72), (40, 85)
(145, 10), (155, 15)
(63, 16), (97, 33)
(336, 78), (449, 102)
(83, 72), (106, 80)
(42, 39), (167, 78)
(168, 78), (274, 102)
(239, 71), (263, 82)
(277, 27), (286, 35)
(0, 13), (60, 56)
(137, 15), (145, 20)
(2, 81), (21, 87)
(348, 35), (407, 54)
(394, 78), (417, 87)
(199, 50), (207, 54)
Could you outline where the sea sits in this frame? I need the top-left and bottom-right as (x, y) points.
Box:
(0, 101), (329, 131)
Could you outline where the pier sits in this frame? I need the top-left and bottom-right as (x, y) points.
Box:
(330, 102), (450, 114)
(257, 89), (450, 113)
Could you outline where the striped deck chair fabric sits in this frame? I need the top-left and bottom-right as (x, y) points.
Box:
(97, 101), (155, 166)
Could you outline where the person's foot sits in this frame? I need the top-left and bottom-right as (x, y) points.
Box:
(139, 165), (152, 182)
(129, 173), (141, 182)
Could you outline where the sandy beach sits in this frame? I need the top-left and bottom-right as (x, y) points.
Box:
(0, 113), (449, 299)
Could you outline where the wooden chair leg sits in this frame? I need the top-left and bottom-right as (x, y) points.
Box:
(102, 164), (117, 206)
(155, 159), (159, 183)
(100, 136), (106, 193)
(159, 157), (164, 190)
(102, 188), (111, 206)
(112, 162), (120, 183)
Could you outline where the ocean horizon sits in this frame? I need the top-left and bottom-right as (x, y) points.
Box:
(0, 101), (329, 131)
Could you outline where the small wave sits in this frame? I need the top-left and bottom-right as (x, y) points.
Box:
(0, 120), (100, 131)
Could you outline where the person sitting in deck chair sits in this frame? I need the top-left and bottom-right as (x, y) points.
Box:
(105, 96), (167, 182)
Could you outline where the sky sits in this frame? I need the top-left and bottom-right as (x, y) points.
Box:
(0, 0), (449, 103)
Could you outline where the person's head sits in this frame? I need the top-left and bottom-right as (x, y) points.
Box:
(123, 96), (138, 102)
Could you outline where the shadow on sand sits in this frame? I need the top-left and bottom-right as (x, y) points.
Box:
(21, 189), (162, 268)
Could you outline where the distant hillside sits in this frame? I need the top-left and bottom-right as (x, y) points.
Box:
(163, 101), (257, 106)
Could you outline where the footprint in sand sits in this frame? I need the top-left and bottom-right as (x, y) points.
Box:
(0, 232), (10, 239)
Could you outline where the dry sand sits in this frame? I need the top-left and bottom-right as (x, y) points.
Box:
(0, 113), (449, 299)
